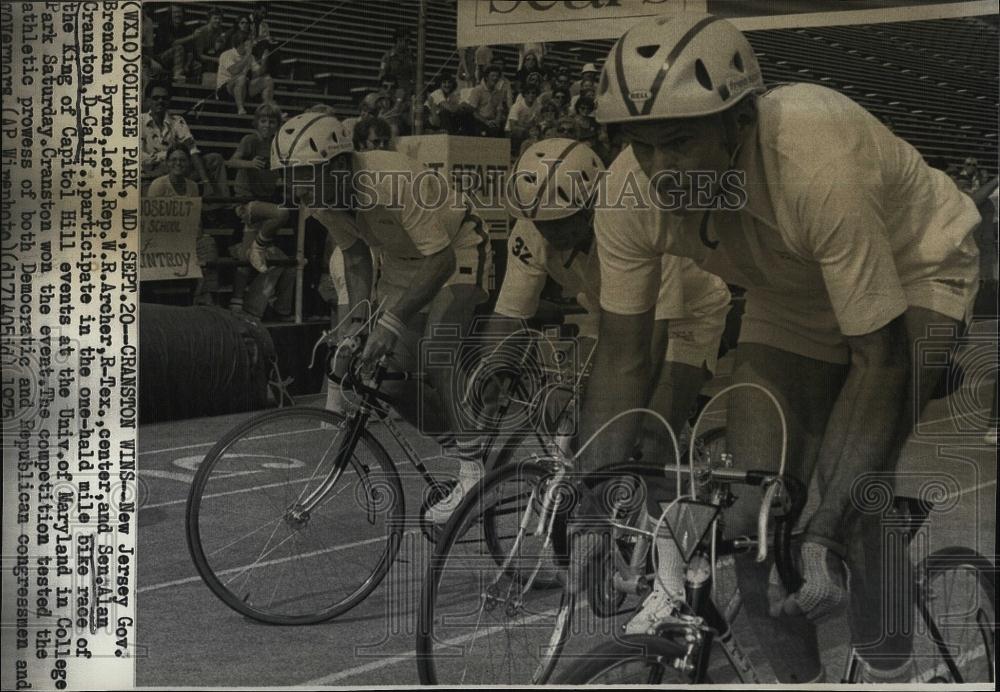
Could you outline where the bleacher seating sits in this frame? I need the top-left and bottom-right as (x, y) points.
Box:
(156, 2), (996, 178)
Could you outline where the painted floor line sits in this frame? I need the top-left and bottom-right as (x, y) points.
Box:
(145, 474), (311, 510)
(138, 530), (419, 594)
(141, 421), (342, 456)
(143, 469), (197, 484)
(302, 603), (580, 686)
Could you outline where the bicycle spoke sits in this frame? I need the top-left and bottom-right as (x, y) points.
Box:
(420, 461), (573, 685)
(188, 408), (403, 624)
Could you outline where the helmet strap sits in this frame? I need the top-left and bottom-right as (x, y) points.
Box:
(721, 95), (757, 166)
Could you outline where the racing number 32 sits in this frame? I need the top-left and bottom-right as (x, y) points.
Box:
(511, 236), (533, 264)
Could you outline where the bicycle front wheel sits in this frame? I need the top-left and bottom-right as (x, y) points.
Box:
(417, 459), (573, 685)
(914, 547), (996, 684)
(556, 634), (697, 684)
(186, 407), (405, 625)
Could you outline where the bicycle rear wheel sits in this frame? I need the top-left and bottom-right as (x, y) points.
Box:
(417, 459), (573, 684)
(914, 547), (996, 684)
(186, 407), (404, 624)
(555, 634), (696, 684)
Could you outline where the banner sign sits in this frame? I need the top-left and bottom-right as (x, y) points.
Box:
(139, 197), (203, 282)
(457, 0), (996, 46)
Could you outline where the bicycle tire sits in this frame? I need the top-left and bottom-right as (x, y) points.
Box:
(913, 546), (996, 684)
(186, 406), (405, 625)
(417, 459), (574, 685)
(555, 634), (697, 684)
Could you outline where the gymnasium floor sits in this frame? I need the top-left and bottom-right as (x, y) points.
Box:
(135, 324), (997, 687)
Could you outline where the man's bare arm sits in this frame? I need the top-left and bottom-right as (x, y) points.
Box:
(578, 309), (655, 475)
(340, 240), (374, 321)
(387, 245), (455, 323)
(805, 314), (910, 551)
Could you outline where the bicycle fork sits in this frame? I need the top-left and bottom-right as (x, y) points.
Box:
(290, 409), (377, 527)
(484, 463), (568, 614)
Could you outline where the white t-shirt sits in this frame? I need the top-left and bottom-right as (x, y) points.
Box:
(495, 218), (730, 325)
(506, 95), (541, 131)
(311, 150), (477, 261)
(595, 84), (980, 361)
(216, 48), (257, 88)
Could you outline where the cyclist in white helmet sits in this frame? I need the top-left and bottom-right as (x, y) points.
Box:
(423, 138), (731, 525)
(502, 138), (730, 456)
(574, 12), (980, 684)
(263, 112), (492, 471)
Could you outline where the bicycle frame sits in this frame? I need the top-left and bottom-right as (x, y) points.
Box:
(315, 333), (586, 513)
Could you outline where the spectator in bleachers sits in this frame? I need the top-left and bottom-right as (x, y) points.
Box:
(426, 74), (463, 134)
(141, 81), (228, 201)
(464, 63), (507, 137)
(152, 4), (199, 84)
(379, 28), (416, 96)
(380, 75), (412, 136)
(553, 114), (578, 139)
(227, 103), (283, 201)
(147, 144), (200, 198)
(536, 99), (561, 138)
(506, 82), (542, 153)
(225, 16), (252, 51)
(190, 7), (228, 78)
(957, 157), (989, 193)
(474, 44), (494, 83)
(342, 92), (376, 143)
(515, 51), (547, 89)
(571, 63), (600, 97)
(517, 122), (543, 159)
(229, 199), (291, 316)
(354, 117), (394, 151)
(518, 43), (546, 71)
(492, 58), (515, 111)
(550, 86), (571, 116)
(229, 227), (295, 321)
(217, 34), (278, 116)
(573, 93), (596, 121)
(146, 143), (219, 306)
(457, 47), (478, 90)
(248, 3), (278, 78)
(553, 65), (572, 93)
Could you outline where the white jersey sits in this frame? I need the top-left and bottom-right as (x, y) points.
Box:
(595, 84), (980, 363)
(495, 218), (731, 359)
(311, 150), (489, 310)
(314, 150), (480, 258)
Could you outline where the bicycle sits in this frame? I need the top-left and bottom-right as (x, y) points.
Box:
(554, 464), (996, 685)
(416, 408), (729, 685)
(416, 385), (994, 685)
(184, 324), (590, 625)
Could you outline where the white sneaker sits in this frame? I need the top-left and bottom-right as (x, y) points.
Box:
(623, 582), (682, 635)
(424, 460), (484, 525)
(325, 377), (346, 415)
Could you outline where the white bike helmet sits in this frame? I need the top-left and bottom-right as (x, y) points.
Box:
(509, 138), (605, 221)
(596, 12), (762, 123)
(271, 112), (354, 169)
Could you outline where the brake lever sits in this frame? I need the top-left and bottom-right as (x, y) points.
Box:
(756, 479), (782, 563)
